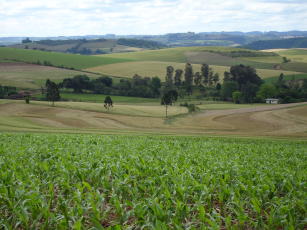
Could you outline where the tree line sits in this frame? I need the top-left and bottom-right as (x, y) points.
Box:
(15, 63), (307, 107)
(58, 74), (162, 98)
(0, 85), (17, 98)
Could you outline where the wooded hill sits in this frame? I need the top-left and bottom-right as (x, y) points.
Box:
(244, 37), (307, 50)
(9, 38), (166, 55)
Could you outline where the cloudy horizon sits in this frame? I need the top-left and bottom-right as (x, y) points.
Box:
(1, 0), (307, 37)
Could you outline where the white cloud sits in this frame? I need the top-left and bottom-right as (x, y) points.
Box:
(0, 0), (306, 36)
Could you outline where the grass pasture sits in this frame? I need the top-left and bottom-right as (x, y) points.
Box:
(0, 133), (306, 229)
(86, 61), (302, 80)
(60, 92), (159, 104)
(0, 62), (100, 89)
(100, 46), (274, 63)
(10, 39), (145, 54)
(0, 47), (132, 70)
(264, 73), (307, 84)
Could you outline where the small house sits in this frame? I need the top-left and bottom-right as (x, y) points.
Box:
(265, 98), (279, 104)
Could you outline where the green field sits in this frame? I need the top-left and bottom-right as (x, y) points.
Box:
(264, 73), (307, 84)
(0, 63), (101, 89)
(0, 133), (306, 229)
(101, 46), (273, 60)
(86, 61), (301, 80)
(1, 46), (307, 93)
(61, 92), (159, 104)
(11, 40), (144, 54)
(0, 47), (132, 70)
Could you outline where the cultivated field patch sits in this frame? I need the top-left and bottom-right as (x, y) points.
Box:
(0, 100), (306, 137)
(86, 61), (302, 80)
(0, 62), (100, 89)
(0, 47), (132, 70)
(0, 133), (306, 229)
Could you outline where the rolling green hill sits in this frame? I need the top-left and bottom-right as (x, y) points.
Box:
(86, 61), (301, 80)
(101, 46), (276, 62)
(0, 62), (101, 89)
(11, 38), (165, 55)
(0, 47), (132, 69)
(244, 37), (307, 50)
(1, 46), (307, 90)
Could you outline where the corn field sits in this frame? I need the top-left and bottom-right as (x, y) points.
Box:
(0, 134), (306, 229)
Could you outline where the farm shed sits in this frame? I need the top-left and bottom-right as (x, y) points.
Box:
(265, 98), (279, 104)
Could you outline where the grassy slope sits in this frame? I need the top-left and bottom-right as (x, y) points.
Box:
(264, 73), (307, 84)
(1, 47), (306, 89)
(86, 61), (301, 80)
(0, 63), (101, 89)
(0, 99), (187, 117)
(0, 47), (132, 69)
(12, 40), (145, 53)
(100, 46), (273, 63)
(60, 92), (159, 104)
(0, 100), (306, 138)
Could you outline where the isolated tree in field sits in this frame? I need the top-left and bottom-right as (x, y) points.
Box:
(25, 94), (30, 104)
(165, 66), (174, 86)
(194, 72), (202, 86)
(104, 96), (113, 111)
(161, 90), (178, 118)
(184, 63), (193, 95)
(174, 69), (183, 86)
(201, 64), (209, 86)
(46, 79), (60, 106)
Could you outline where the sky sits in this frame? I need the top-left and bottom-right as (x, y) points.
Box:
(0, 0), (307, 37)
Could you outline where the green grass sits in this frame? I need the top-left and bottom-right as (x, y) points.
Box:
(264, 73), (307, 84)
(0, 133), (306, 229)
(86, 61), (301, 80)
(100, 46), (273, 63)
(60, 92), (159, 104)
(276, 49), (307, 56)
(281, 62), (307, 73)
(241, 56), (284, 64)
(0, 63), (101, 89)
(0, 47), (132, 70)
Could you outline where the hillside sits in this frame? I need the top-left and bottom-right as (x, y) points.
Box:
(3, 31), (307, 47)
(0, 62), (102, 89)
(0, 47), (131, 69)
(244, 37), (307, 50)
(10, 38), (166, 55)
(90, 47), (306, 78)
(0, 99), (306, 137)
(1, 46), (307, 90)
